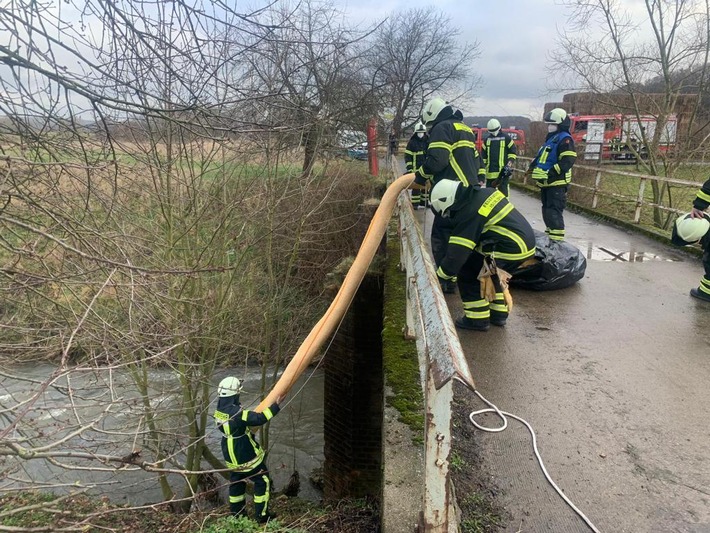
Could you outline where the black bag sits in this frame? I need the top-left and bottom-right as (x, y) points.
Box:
(510, 230), (586, 291)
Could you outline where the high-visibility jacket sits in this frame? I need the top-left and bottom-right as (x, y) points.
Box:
(436, 185), (536, 281)
(404, 134), (428, 173)
(214, 396), (280, 472)
(414, 110), (482, 188)
(481, 132), (517, 180)
(529, 131), (577, 187)
(693, 178), (710, 211)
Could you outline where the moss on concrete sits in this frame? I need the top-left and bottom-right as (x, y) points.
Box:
(382, 221), (424, 439)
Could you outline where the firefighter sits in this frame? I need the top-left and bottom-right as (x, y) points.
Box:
(528, 108), (577, 242)
(688, 178), (710, 302)
(429, 179), (536, 331)
(213, 377), (283, 523)
(404, 121), (429, 209)
(411, 97), (483, 294)
(481, 118), (517, 197)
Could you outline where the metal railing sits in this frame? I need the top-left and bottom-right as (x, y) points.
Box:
(517, 156), (703, 225)
(391, 162), (476, 532)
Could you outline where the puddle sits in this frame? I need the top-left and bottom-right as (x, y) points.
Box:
(573, 241), (680, 262)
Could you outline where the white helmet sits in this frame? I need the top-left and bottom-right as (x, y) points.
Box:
(430, 179), (461, 216)
(421, 97), (449, 125)
(543, 108), (567, 125)
(487, 118), (501, 134)
(414, 121), (427, 133)
(218, 376), (243, 397)
(674, 213), (710, 243)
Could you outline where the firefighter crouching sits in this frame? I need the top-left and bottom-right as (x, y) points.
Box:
(528, 108), (577, 242)
(429, 179), (536, 331)
(682, 177), (710, 302)
(481, 118), (517, 197)
(411, 96), (483, 294)
(213, 377), (283, 523)
(404, 121), (429, 209)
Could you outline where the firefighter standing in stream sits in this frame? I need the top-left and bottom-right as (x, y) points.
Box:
(429, 178), (536, 331)
(528, 108), (577, 242)
(481, 118), (517, 197)
(213, 377), (283, 523)
(404, 121), (429, 208)
(411, 97), (483, 294)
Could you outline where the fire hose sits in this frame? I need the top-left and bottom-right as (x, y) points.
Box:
(254, 172), (415, 412)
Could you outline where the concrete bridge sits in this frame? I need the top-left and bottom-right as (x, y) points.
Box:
(380, 179), (710, 532)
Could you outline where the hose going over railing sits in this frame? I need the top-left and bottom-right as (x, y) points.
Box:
(255, 172), (415, 412)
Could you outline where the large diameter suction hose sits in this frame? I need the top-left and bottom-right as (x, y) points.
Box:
(255, 172), (416, 412)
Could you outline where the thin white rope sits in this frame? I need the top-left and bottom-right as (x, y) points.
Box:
(454, 376), (601, 533)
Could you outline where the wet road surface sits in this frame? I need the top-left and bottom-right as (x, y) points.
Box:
(420, 188), (710, 533)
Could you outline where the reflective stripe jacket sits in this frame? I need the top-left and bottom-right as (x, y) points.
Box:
(481, 132), (517, 179)
(436, 186), (536, 280)
(214, 396), (280, 471)
(414, 110), (482, 188)
(404, 134), (428, 173)
(529, 131), (577, 187)
(693, 178), (710, 211)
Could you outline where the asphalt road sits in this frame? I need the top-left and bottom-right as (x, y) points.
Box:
(421, 187), (710, 533)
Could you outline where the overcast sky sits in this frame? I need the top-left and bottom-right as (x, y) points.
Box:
(338, 0), (574, 119)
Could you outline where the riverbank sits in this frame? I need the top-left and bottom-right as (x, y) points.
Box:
(0, 492), (378, 532)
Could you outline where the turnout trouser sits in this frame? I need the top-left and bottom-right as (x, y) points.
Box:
(431, 213), (456, 267)
(457, 253), (521, 327)
(541, 185), (567, 241)
(228, 461), (272, 520)
(486, 172), (510, 197)
(698, 233), (710, 297)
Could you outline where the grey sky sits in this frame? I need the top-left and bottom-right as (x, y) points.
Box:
(340, 0), (572, 119)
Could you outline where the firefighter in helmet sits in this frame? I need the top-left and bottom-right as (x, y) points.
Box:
(673, 178), (710, 302)
(410, 97), (483, 294)
(528, 108), (577, 241)
(213, 377), (283, 523)
(429, 179), (536, 331)
(481, 118), (517, 197)
(404, 121), (429, 209)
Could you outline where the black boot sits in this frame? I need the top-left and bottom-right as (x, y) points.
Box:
(455, 317), (490, 331)
(690, 287), (710, 302)
(440, 280), (456, 294)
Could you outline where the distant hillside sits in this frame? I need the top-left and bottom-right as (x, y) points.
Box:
(463, 116), (531, 133)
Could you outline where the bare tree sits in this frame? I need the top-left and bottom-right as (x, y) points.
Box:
(551, 0), (710, 227)
(366, 7), (482, 138)
(0, 0), (382, 527)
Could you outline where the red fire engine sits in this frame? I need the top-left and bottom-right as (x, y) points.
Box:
(471, 127), (527, 156)
(567, 113), (677, 161)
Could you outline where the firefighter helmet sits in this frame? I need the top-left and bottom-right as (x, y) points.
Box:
(218, 376), (243, 397)
(430, 179), (461, 217)
(487, 118), (501, 134)
(421, 97), (450, 125)
(673, 213), (710, 244)
(543, 108), (567, 125)
(414, 121), (427, 133)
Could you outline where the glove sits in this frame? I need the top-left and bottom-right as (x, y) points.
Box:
(477, 259), (497, 302)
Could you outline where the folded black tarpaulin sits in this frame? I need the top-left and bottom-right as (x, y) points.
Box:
(510, 230), (586, 291)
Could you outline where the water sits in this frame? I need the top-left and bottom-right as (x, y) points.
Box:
(0, 363), (324, 504)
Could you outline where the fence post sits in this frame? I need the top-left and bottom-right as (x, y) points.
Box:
(592, 170), (602, 209)
(634, 177), (647, 223)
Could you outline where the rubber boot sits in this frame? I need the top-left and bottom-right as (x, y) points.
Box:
(455, 317), (490, 331)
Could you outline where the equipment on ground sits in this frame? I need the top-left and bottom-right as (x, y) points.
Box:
(510, 230), (586, 290)
(672, 212), (710, 245)
(218, 376), (243, 397)
(430, 179), (461, 217)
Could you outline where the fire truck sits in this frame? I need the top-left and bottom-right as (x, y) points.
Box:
(471, 127), (527, 156)
(567, 113), (677, 161)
